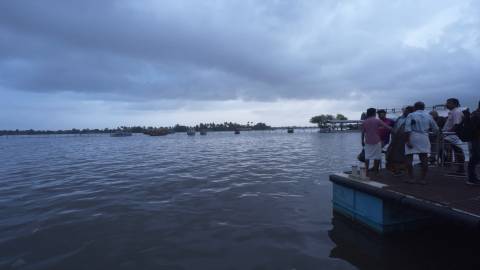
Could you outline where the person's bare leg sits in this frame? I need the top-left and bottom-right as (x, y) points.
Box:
(373, 159), (380, 174)
(453, 145), (465, 173)
(405, 154), (414, 183)
(392, 163), (398, 174)
(365, 160), (370, 177)
(419, 153), (428, 184)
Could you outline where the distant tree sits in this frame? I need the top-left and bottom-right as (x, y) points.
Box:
(252, 122), (271, 130)
(310, 114), (334, 128)
(336, 114), (348, 120)
(173, 124), (189, 132)
(1, 121), (275, 136)
(130, 126), (144, 133)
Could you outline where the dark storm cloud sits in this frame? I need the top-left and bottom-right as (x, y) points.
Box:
(1, 0), (479, 104)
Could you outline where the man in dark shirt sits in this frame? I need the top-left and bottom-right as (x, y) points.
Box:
(377, 109), (395, 147)
(467, 101), (480, 185)
(429, 110), (447, 164)
(430, 110), (446, 129)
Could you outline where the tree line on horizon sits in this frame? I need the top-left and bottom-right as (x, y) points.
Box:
(309, 114), (350, 128)
(0, 122), (272, 136)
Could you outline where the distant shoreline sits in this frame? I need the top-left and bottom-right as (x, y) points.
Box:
(0, 127), (362, 137)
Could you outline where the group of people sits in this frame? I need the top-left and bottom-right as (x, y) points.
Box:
(361, 98), (480, 185)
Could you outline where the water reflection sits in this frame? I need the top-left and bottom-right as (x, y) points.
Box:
(329, 213), (480, 270)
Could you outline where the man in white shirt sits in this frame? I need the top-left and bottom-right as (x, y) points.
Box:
(405, 102), (439, 184)
(443, 98), (465, 174)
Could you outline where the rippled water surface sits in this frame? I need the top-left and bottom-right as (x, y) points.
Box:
(1, 131), (479, 270)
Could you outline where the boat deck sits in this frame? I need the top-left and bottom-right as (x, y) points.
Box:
(330, 166), (480, 228)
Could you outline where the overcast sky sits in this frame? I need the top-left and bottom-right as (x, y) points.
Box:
(1, 0), (479, 129)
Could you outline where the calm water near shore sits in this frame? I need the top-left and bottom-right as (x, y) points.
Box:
(1, 131), (479, 270)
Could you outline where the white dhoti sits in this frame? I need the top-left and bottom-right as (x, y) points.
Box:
(364, 143), (382, 160)
(405, 132), (430, 155)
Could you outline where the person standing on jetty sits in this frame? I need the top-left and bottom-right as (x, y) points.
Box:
(377, 109), (395, 147)
(443, 98), (466, 175)
(428, 110), (446, 164)
(467, 101), (480, 185)
(386, 106), (414, 176)
(404, 101), (439, 184)
(361, 108), (392, 176)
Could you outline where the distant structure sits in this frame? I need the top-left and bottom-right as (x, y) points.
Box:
(366, 104), (448, 119)
(324, 120), (362, 132)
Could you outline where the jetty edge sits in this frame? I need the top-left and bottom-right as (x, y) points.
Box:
(329, 170), (480, 234)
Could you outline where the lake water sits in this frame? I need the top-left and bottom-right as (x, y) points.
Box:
(1, 131), (479, 270)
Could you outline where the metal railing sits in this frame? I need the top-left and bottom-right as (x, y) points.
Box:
(429, 131), (469, 175)
(378, 104), (447, 115)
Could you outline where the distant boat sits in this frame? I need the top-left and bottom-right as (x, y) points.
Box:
(144, 129), (169, 136)
(287, 128), (294, 133)
(200, 130), (207, 135)
(187, 129), (196, 136)
(110, 131), (132, 137)
(234, 130), (240, 135)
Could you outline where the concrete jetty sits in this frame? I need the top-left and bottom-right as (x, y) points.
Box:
(330, 167), (480, 234)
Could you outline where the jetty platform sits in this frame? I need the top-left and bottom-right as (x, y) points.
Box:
(330, 167), (480, 233)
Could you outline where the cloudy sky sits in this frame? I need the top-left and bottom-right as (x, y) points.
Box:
(1, 0), (479, 129)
